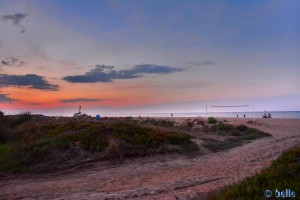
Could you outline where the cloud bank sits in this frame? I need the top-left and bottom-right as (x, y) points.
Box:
(0, 93), (15, 103)
(60, 98), (103, 103)
(1, 12), (28, 33)
(0, 74), (58, 91)
(0, 57), (25, 67)
(63, 64), (183, 83)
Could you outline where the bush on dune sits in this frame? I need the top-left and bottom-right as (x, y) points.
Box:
(207, 117), (217, 124)
(207, 146), (300, 200)
(1, 121), (198, 172)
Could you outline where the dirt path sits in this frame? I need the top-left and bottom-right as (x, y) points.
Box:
(1, 118), (300, 200)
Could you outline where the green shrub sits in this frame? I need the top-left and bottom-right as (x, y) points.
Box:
(141, 118), (175, 127)
(217, 122), (234, 132)
(209, 122), (234, 134)
(207, 117), (217, 124)
(241, 128), (271, 140)
(237, 124), (249, 132)
(0, 119), (198, 172)
(208, 146), (300, 200)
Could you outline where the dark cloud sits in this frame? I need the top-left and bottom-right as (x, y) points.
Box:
(60, 98), (104, 103)
(0, 74), (58, 91)
(188, 61), (215, 66)
(1, 12), (28, 33)
(0, 93), (15, 103)
(2, 13), (28, 25)
(63, 64), (183, 83)
(0, 57), (25, 67)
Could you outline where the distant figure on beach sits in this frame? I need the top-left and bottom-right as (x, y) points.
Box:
(263, 111), (272, 118)
(237, 114), (238, 118)
(171, 113), (173, 117)
(244, 114), (246, 118)
(263, 111), (267, 118)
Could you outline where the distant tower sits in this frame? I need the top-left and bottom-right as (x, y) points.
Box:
(79, 105), (81, 113)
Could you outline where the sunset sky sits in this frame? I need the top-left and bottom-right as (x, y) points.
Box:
(0, 0), (299, 116)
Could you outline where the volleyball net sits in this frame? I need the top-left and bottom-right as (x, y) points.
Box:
(206, 105), (255, 120)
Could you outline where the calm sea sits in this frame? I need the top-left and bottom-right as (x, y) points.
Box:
(101, 111), (300, 119)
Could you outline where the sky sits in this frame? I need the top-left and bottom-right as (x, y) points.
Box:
(0, 0), (299, 116)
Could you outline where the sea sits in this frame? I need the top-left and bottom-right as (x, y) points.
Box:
(100, 111), (300, 119)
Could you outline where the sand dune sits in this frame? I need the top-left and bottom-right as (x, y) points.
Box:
(1, 118), (300, 200)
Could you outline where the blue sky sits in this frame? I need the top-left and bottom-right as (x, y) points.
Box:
(0, 0), (299, 115)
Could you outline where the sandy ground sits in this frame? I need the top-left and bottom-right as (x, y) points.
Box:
(1, 118), (300, 200)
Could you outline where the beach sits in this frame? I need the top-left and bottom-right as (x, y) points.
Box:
(1, 117), (300, 200)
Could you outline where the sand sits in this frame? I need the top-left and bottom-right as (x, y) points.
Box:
(1, 118), (300, 200)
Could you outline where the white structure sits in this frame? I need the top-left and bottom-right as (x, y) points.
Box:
(73, 105), (89, 118)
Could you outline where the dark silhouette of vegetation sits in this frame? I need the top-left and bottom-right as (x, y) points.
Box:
(0, 110), (4, 117)
(11, 111), (32, 127)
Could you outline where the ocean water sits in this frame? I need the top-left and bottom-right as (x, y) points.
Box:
(101, 111), (300, 119)
(199, 111), (300, 119)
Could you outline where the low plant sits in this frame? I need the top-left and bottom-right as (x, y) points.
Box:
(237, 124), (249, 132)
(207, 117), (217, 124)
(207, 146), (300, 200)
(141, 118), (175, 127)
(0, 119), (198, 172)
(105, 137), (124, 160)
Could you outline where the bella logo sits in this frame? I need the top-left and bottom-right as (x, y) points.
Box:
(275, 189), (296, 198)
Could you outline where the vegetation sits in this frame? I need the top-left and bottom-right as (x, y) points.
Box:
(202, 138), (242, 153)
(11, 112), (32, 127)
(207, 146), (300, 200)
(0, 110), (4, 117)
(207, 117), (217, 124)
(0, 115), (271, 173)
(202, 122), (271, 152)
(140, 118), (175, 127)
(0, 116), (197, 173)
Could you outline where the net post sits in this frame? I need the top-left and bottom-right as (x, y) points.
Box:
(252, 105), (255, 122)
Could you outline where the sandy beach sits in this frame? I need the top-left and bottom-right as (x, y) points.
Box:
(1, 117), (300, 200)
